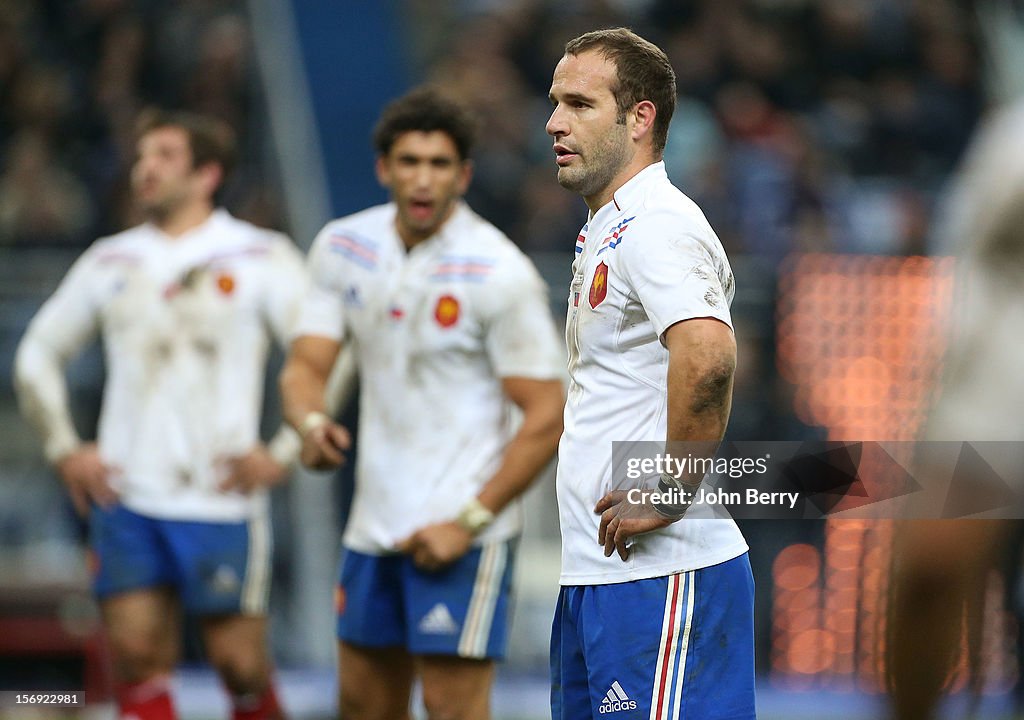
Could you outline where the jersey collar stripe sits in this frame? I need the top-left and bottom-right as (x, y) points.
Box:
(649, 572), (683, 720)
(575, 226), (589, 254)
(670, 571), (697, 720)
(458, 543), (507, 657)
(328, 235), (377, 258)
(204, 246), (270, 264)
(328, 245), (378, 270)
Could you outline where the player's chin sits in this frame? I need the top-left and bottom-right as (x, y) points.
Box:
(407, 214), (443, 236)
(556, 166), (585, 191)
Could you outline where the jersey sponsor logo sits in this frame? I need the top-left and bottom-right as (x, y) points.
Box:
(434, 294), (460, 327)
(589, 262), (609, 308)
(389, 306), (405, 320)
(216, 272), (235, 295)
(418, 603), (459, 634)
(596, 216), (636, 256)
(598, 681), (637, 714)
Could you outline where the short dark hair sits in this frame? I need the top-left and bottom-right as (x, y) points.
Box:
(134, 108), (237, 181)
(565, 28), (677, 154)
(372, 86), (478, 161)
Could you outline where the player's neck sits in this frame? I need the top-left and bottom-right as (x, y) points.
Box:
(394, 204), (457, 252)
(397, 225), (429, 251)
(584, 152), (660, 214)
(150, 200), (216, 238)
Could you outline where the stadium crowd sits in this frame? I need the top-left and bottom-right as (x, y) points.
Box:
(0, 0), (984, 259)
(0, 0), (279, 248)
(412, 0), (982, 258)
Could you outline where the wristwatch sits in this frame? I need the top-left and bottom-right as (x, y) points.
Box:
(456, 498), (495, 535)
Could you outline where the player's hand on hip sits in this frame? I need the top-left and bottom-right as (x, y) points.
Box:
(219, 444), (287, 494)
(595, 491), (674, 562)
(300, 422), (351, 471)
(396, 522), (474, 572)
(56, 443), (120, 517)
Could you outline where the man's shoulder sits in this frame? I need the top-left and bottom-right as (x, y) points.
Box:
(322, 204), (393, 236)
(214, 211), (294, 250)
(446, 205), (526, 262)
(637, 181), (710, 231)
(618, 181), (721, 254)
(83, 224), (153, 264)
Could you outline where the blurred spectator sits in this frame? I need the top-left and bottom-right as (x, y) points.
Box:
(0, 0), (278, 247)
(406, 0), (984, 259)
(0, 131), (93, 245)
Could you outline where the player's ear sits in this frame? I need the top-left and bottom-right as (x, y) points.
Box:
(457, 158), (473, 195)
(196, 162), (224, 199)
(375, 154), (392, 189)
(631, 100), (656, 144)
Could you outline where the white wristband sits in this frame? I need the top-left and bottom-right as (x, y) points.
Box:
(456, 497), (496, 535)
(298, 411), (331, 439)
(267, 426), (302, 467)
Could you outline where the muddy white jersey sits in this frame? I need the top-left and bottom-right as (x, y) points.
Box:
(297, 202), (564, 554)
(16, 210), (306, 521)
(557, 162), (748, 585)
(928, 99), (1024, 442)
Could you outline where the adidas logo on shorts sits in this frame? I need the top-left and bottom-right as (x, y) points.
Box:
(418, 603), (459, 635)
(598, 681), (637, 714)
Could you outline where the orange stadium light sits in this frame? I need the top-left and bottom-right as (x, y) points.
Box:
(770, 253), (1016, 696)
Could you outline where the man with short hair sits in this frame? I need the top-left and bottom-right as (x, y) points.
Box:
(279, 87), (565, 720)
(546, 28), (755, 719)
(15, 110), (300, 720)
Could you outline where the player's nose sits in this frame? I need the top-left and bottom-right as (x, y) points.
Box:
(546, 106), (567, 138)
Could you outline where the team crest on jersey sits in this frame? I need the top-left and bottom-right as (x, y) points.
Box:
(216, 272), (235, 295)
(589, 262), (609, 308)
(434, 294), (460, 327)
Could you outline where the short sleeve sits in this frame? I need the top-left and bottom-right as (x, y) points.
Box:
(25, 247), (104, 359)
(618, 219), (733, 338)
(479, 254), (564, 379)
(261, 235), (309, 346)
(295, 224), (348, 342)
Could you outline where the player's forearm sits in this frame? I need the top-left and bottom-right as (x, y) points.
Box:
(279, 355), (331, 431)
(667, 352), (734, 442)
(13, 336), (81, 464)
(664, 347), (735, 488)
(271, 347), (356, 467)
(476, 393), (563, 515)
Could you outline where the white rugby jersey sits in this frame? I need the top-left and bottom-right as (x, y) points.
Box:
(297, 202), (563, 554)
(557, 162), (748, 585)
(15, 210), (306, 521)
(927, 99), (1024, 442)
